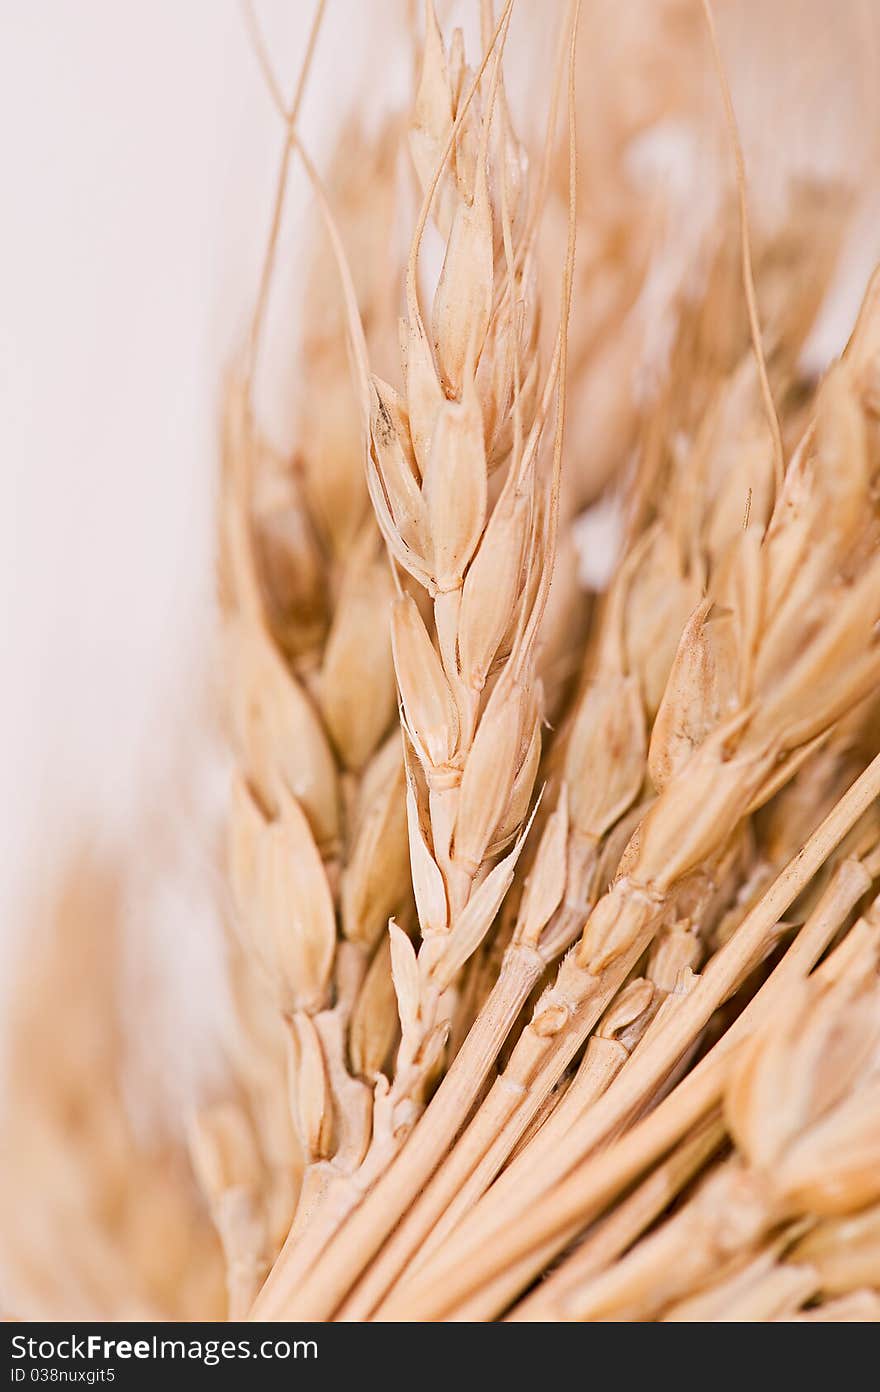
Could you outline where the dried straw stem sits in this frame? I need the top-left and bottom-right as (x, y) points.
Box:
(373, 754), (880, 1317)
(509, 1115), (726, 1321)
(529, 910), (880, 1322)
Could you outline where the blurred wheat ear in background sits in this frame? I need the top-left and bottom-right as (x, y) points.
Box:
(0, 847), (226, 1320)
(3, 0), (880, 1325)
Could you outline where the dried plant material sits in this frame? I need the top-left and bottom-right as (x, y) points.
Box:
(212, 9), (880, 1316)
(348, 937), (398, 1082)
(189, 1105), (270, 1319)
(371, 765), (880, 1319)
(257, 0), (585, 1320)
(509, 1116), (726, 1321)
(341, 734), (411, 949)
(318, 532), (397, 771)
(789, 1205), (880, 1296)
(13, 0), (880, 1333)
(541, 939), (880, 1322)
(211, 96), (416, 1308)
(229, 0), (879, 1328)
(0, 850), (225, 1321)
(782, 1290), (880, 1323)
(322, 200), (857, 1320)
(200, 935), (305, 1285)
(384, 271), (880, 1310)
(726, 969), (880, 1220)
(231, 779), (336, 1016)
(660, 1244), (819, 1323)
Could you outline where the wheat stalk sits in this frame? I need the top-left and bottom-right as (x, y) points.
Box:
(534, 918), (880, 1321)
(788, 1204), (880, 1300)
(385, 785), (880, 1319)
(660, 1241), (822, 1323)
(782, 1291), (880, 1322)
(227, 0), (577, 1315)
(509, 1115), (726, 1321)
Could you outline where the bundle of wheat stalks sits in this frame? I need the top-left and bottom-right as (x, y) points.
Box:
(4, 0), (880, 1325)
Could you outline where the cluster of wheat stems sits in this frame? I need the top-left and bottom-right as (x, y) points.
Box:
(4, 0), (880, 1324)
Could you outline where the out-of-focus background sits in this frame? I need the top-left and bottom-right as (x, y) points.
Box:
(0, 1), (416, 1102)
(1, 0), (879, 1116)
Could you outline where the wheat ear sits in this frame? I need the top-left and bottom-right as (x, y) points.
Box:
(250, 0), (582, 1321)
(1, 850), (225, 1321)
(365, 0), (562, 1126)
(334, 207), (844, 1318)
(240, 0), (550, 1317)
(366, 270), (880, 1317)
(190, 939), (306, 1318)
